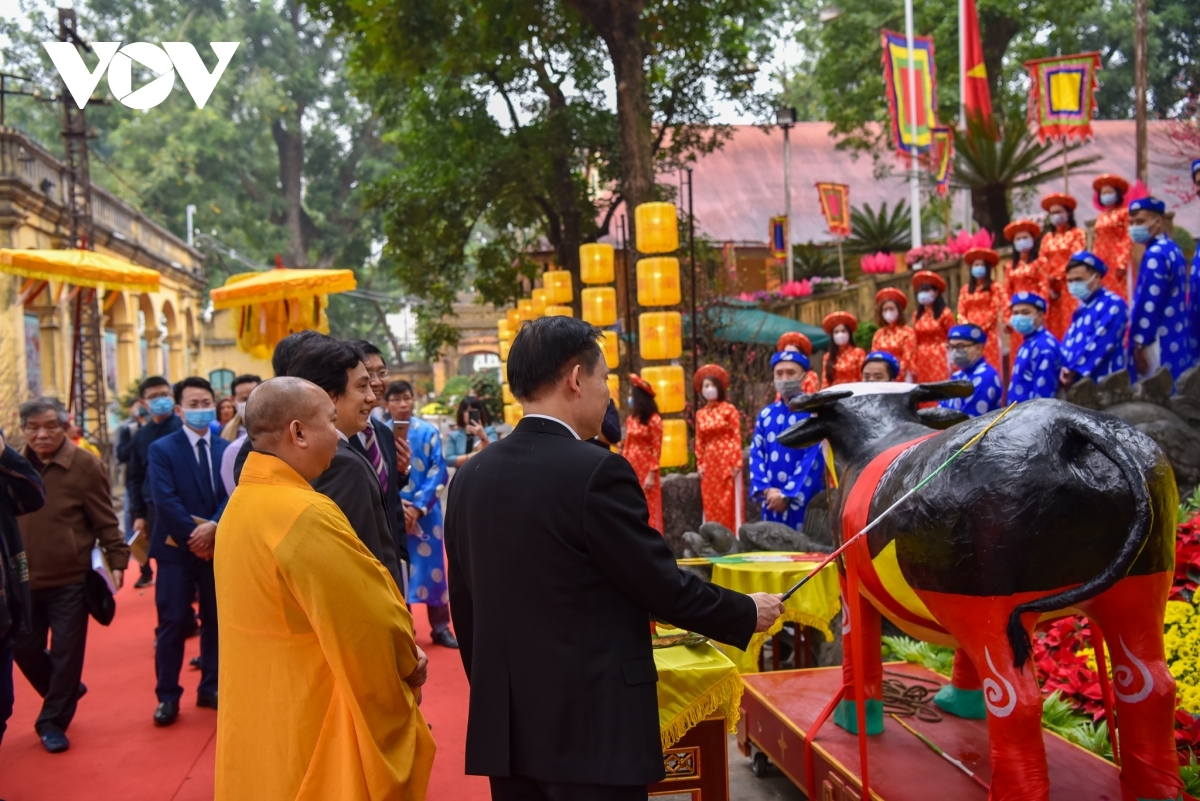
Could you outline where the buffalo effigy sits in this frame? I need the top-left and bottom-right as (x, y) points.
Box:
(777, 381), (1181, 801)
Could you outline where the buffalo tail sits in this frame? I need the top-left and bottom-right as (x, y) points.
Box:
(1005, 417), (1151, 670)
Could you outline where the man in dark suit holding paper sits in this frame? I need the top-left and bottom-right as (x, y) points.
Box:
(147, 376), (229, 727)
(446, 316), (784, 801)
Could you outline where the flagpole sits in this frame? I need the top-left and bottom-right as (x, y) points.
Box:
(905, 0), (923, 249)
(959, 0), (971, 231)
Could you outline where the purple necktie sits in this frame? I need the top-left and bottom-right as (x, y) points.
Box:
(362, 427), (388, 494)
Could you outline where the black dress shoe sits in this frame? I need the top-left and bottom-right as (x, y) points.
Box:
(189, 656), (201, 669)
(76, 682), (87, 700)
(431, 629), (459, 649)
(134, 567), (154, 589)
(196, 693), (217, 710)
(153, 700), (179, 727)
(39, 727), (69, 753)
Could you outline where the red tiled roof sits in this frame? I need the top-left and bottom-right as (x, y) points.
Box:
(605, 120), (1198, 247)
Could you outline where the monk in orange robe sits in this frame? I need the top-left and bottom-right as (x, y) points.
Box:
(214, 377), (435, 801)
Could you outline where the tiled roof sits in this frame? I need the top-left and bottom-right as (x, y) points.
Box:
(613, 120), (1197, 247)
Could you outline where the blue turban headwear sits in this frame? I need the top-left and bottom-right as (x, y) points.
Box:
(1129, 197), (1166, 215)
(1067, 249), (1108, 276)
(863, 350), (900, 377)
(771, 350), (810, 370)
(1009, 291), (1047, 312)
(948, 323), (986, 344)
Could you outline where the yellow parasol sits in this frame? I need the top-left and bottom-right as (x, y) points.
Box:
(0, 248), (161, 293)
(208, 262), (357, 359)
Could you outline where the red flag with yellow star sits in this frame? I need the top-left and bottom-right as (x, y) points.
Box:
(961, 0), (994, 135)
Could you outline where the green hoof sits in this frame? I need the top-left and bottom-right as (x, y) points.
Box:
(932, 684), (987, 719)
(832, 698), (884, 735)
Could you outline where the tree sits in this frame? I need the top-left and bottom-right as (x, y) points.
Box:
(1, 0), (402, 350)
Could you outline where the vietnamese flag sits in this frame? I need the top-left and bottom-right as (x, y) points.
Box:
(961, 0), (995, 135)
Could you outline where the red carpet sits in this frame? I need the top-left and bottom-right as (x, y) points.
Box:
(0, 581), (488, 801)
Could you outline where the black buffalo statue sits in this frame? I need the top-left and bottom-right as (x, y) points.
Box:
(778, 381), (1180, 801)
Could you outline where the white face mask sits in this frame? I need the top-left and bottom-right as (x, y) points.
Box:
(1099, 190), (1118, 207)
(833, 331), (850, 346)
(882, 308), (899, 324)
(1049, 212), (1067, 226)
(701, 385), (719, 401)
(235, 401), (247, 418)
(1014, 236), (1034, 253)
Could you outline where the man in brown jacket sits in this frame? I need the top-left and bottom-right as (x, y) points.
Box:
(13, 398), (128, 753)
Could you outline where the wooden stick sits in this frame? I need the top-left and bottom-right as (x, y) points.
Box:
(890, 714), (990, 790)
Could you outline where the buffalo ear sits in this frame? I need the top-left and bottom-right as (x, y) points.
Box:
(910, 380), (974, 404)
(789, 389), (853, 413)
(917, 406), (968, 430)
(778, 417), (828, 450)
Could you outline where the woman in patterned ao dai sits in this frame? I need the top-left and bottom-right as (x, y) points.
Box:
(1003, 219), (1050, 360)
(693, 364), (743, 532)
(910, 270), (955, 383)
(622, 374), (663, 532)
(956, 247), (1006, 372)
(870, 287), (917, 381)
(1092, 174), (1134, 300)
(1038, 193), (1088, 340)
(821, 311), (866, 386)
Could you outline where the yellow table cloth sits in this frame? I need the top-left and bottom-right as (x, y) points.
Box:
(709, 552), (842, 673)
(654, 641), (743, 750)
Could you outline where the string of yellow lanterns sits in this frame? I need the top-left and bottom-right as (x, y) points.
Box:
(634, 202), (688, 468)
(579, 243), (622, 408)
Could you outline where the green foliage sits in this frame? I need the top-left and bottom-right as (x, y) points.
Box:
(792, 242), (840, 279)
(849, 201), (911, 254)
(1181, 752), (1200, 797)
(469, 371), (504, 425)
(854, 320), (879, 351)
(1179, 485), (1200, 524)
(436, 376), (473, 411)
(880, 635), (954, 676)
(1040, 691), (1113, 761)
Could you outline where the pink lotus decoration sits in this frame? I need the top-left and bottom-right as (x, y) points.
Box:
(906, 244), (956, 266)
(861, 252), (896, 274)
(778, 279), (813, 298)
(947, 228), (995, 255)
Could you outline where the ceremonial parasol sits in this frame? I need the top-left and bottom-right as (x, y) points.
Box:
(208, 258), (357, 359)
(0, 248), (161, 293)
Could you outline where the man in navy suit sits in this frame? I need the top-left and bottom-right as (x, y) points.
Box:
(147, 377), (229, 727)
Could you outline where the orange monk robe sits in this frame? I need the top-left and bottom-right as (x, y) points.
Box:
(214, 452), (435, 801)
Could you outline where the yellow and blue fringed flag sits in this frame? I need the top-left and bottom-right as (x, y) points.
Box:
(880, 29), (938, 160)
(1024, 52), (1102, 143)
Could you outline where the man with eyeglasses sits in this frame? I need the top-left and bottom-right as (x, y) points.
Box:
(349, 341), (411, 571)
(13, 398), (128, 753)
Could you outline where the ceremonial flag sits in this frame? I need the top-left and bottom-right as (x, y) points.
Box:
(929, 127), (954, 196)
(1025, 52), (1102, 142)
(770, 216), (788, 259)
(815, 183), (851, 237)
(960, 0), (994, 134)
(881, 29), (938, 157)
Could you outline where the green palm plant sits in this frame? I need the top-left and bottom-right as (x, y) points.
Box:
(848, 200), (912, 254)
(792, 242), (839, 278)
(954, 116), (1102, 240)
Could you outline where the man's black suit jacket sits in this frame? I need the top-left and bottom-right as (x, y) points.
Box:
(445, 416), (757, 786)
(312, 439), (403, 587)
(346, 417), (408, 563)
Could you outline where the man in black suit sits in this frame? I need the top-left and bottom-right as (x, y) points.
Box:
(446, 316), (784, 801)
(283, 337), (403, 588)
(347, 340), (411, 569)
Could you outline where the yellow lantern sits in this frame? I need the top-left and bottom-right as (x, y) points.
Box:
(580, 243), (615, 284)
(601, 330), (620, 369)
(507, 308), (523, 325)
(660, 419), (689, 467)
(641, 365), (685, 413)
(498, 319), (515, 341)
(504, 403), (524, 426)
(502, 383), (515, 404)
(543, 270), (573, 304)
(635, 202), (679, 254)
(639, 311), (683, 360)
(637, 257), (681, 306)
(518, 298), (536, 319)
(499, 338), (512, 361)
(607, 374), (620, 404)
(545, 305), (573, 317)
(531, 288), (548, 315)
(581, 286), (617, 327)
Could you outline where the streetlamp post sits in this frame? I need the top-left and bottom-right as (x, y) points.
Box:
(776, 106), (797, 284)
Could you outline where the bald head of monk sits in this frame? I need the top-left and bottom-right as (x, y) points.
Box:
(244, 377), (341, 481)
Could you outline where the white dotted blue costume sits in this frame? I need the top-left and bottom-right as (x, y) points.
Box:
(1128, 200), (1195, 380)
(1062, 251), (1129, 381)
(1007, 292), (1063, 402)
(749, 351), (824, 529)
(939, 324), (1003, 417)
(400, 416), (449, 606)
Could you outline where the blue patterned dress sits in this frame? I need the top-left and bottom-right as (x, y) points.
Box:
(400, 417), (449, 607)
(1008, 328), (1063, 402)
(1130, 234), (1196, 381)
(749, 400), (824, 529)
(1191, 249), (1200, 359)
(940, 358), (1003, 417)
(1062, 287), (1128, 381)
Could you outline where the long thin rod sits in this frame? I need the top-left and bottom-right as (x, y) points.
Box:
(688, 168), (698, 412)
(905, 0), (922, 249)
(890, 714), (990, 790)
(781, 402), (1017, 601)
